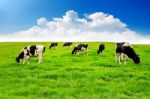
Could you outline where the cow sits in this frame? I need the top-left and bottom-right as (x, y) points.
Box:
(16, 45), (45, 64)
(72, 44), (88, 55)
(97, 44), (105, 55)
(115, 42), (140, 64)
(63, 42), (73, 47)
(49, 42), (58, 49)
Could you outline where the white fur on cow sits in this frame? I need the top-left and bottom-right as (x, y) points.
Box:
(16, 45), (45, 64)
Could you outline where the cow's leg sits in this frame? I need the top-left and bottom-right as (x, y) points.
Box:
(74, 50), (77, 55)
(83, 49), (86, 55)
(22, 55), (27, 64)
(23, 56), (28, 64)
(26, 55), (30, 64)
(123, 55), (127, 65)
(118, 55), (121, 64)
(100, 51), (102, 55)
(38, 53), (43, 64)
(83, 50), (86, 55)
(77, 51), (79, 56)
(124, 56), (126, 65)
(121, 53), (124, 62)
(99, 51), (101, 55)
(121, 54), (127, 65)
(39, 57), (43, 64)
(85, 49), (88, 56)
(118, 53), (121, 64)
(121, 54), (125, 64)
(101, 51), (103, 54)
(82, 48), (87, 55)
(23, 58), (26, 64)
(86, 49), (88, 55)
(100, 50), (102, 54)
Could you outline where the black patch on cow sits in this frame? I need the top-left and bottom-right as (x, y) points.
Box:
(30, 45), (36, 55)
(97, 44), (105, 54)
(27, 49), (30, 56)
(63, 42), (73, 47)
(49, 43), (58, 49)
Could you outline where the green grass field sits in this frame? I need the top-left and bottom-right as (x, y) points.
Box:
(0, 42), (150, 99)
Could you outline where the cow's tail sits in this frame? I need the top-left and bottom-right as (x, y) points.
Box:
(43, 46), (46, 53)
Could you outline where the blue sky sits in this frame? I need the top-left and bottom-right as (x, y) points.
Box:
(0, 0), (150, 34)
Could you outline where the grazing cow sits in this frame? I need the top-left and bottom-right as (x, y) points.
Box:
(97, 44), (105, 55)
(63, 42), (73, 47)
(49, 42), (58, 49)
(16, 45), (45, 64)
(72, 44), (88, 55)
(115, 42), (140, 64)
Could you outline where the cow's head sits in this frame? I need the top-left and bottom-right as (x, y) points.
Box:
(133, 54), (140, 64)
(84, 44), (88, 48)
(72, 47), (77, 55)
(16, 51), (24, 64)
(16, 57), (20, 64)
(123, 46), (140, 64)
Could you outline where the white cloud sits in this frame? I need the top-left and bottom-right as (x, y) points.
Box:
(37, 17), (48, 26)
(0, 10), (150, 44)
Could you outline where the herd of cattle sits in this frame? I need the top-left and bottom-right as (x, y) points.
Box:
(16, 42), (140, 65)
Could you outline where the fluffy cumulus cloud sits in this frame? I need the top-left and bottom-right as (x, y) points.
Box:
(0, 10), (150, 44)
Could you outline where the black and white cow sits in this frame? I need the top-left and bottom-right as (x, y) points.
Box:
(49, 42), (58, 49)
(72, 44), (88, 55)
(97, 44), (105, 55)
(16, 45), (45, 64)
(115, 42), (140, 64)
(63, 42), (73, 47)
